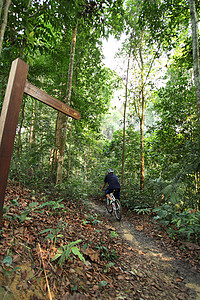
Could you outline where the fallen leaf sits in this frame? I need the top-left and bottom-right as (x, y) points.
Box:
(136, 225), (143, 231)
(21, 270), (27, 280)
(85, 247), (100, 263)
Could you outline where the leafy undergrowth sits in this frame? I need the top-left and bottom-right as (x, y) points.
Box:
(0, 181), (198, 299)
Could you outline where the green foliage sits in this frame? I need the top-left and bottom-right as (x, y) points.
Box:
(134, 207), (151, 215)
(86, 213), (102, 225)
(171, 210), (200, 242)
(109, 231), (118, 238)
(3, 255), (13, 266)
(15, 202), (39, 223)
(104, 262), (115, 273)
(99, 280), (108, 288)
(153, 204), (176, 227)
(139, 0), (191, 51)
(153, 205), (200, 242)
(39, 219), (67, 245)
(52, 239), (85, 266)
(97, 242), (118, 261)
(1, 0), (200, 243)
(39, 199), (65, 215)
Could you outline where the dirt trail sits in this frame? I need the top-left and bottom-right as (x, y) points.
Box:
(88, 199), (200, 300)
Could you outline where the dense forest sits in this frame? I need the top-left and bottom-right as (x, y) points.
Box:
(1, 0), (200, 245)
(0, 1), (200, 299)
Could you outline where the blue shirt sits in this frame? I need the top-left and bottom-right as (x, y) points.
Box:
(104, 173), (120, 189)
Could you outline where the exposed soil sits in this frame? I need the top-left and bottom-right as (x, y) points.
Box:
(88, 197), (200, 300)
(0, 183), (200, 299)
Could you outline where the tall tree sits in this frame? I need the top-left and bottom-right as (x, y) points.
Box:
(122, 39), (132, 185)
(0, 0), (11, 55)
(122, 0), (160, 190)
(189, 0), (200, 142)
(56, 23), (77, 184)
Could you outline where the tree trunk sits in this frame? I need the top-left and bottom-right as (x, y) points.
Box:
(56, 22), (77, 185)
(122, 40), (132, 185)
(29, 100), (37, 148)
(140, 86), (145, 191)
(16, 100), (26, 156)
(0, 0), (4, 19)
(139, 45), (145, 191)
(189, 0), (200, 143)
(0, 0), (11, 55)
(67, 122), (73, 181)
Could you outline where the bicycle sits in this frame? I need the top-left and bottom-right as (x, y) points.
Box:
(106, 190), (122, 221)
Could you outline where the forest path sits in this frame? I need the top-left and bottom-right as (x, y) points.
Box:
(87, 197), (200, 300)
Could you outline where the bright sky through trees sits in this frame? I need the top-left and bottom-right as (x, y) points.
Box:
(102, 36), (122, 70)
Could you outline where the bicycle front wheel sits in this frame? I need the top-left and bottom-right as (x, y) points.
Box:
(106, 198), (113, 214)
(114, 199), (122, 221)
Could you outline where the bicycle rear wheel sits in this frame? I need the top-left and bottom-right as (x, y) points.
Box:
(114, 199), (121, 221)
(106, 198), (113, 214)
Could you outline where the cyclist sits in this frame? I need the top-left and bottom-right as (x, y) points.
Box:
(101, 168), (120, 202)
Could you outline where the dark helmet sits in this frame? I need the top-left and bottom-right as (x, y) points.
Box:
(107, 168), (114, 173)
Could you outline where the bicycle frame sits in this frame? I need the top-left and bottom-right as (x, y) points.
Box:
(106, 191), (121, 221)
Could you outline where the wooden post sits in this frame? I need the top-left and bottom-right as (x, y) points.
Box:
(0, 58), (81, 228)
(0, 58), (29, 227)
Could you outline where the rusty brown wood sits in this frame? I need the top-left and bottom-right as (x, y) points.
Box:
(24, 81), (81, 120)
(0, 58), (29, 227)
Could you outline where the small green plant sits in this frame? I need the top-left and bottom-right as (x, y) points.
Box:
(153, 204), (177, 226)
(134, 207), (151, 215)
(109, 231), (118, 238)
(104, 262), (115, 273)
(97, 243), (118, 261)
(171, 209), (200, 242)
(16, 202), (39, 223)
(87, 213), (102, 225)
(52, 239), (85, 266)
(39, 219), (67, 245)
(82, 219), (89, 226)
(39, 199), (65, 215)
(10, 197), (19, 207)
(3, 255), (13, 266)
(153, 204), (200, 242)
(99, 280), (108, 288)
(2, 253), (21, 276)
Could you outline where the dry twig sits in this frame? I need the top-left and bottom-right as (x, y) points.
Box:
(38, 243), (53, 300)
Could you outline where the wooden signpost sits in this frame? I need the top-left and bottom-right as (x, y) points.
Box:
(0, 58), (81, 227)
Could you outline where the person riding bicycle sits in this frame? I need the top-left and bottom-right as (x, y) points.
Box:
(101, 168), (120, 202)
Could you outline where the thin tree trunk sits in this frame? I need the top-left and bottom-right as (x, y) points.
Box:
(189, 0), (200, 144)
(56, 22), (77, 185)
(140, 86), (145, 191)
(122, 40), (132, 185)
(67, 122), (73, 180)
(0, 0), (11, 55)
(16, 100), (26, 156)
(67, 66), (78, 181)
(0, 0), (4, 20)
(29, 100), (37, 148)
(139, 45), (145, 191)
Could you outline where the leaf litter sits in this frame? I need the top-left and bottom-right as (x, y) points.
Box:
(0, 181), (199, 299)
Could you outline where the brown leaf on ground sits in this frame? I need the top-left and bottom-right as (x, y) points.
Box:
(85, 246), (100, 263)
